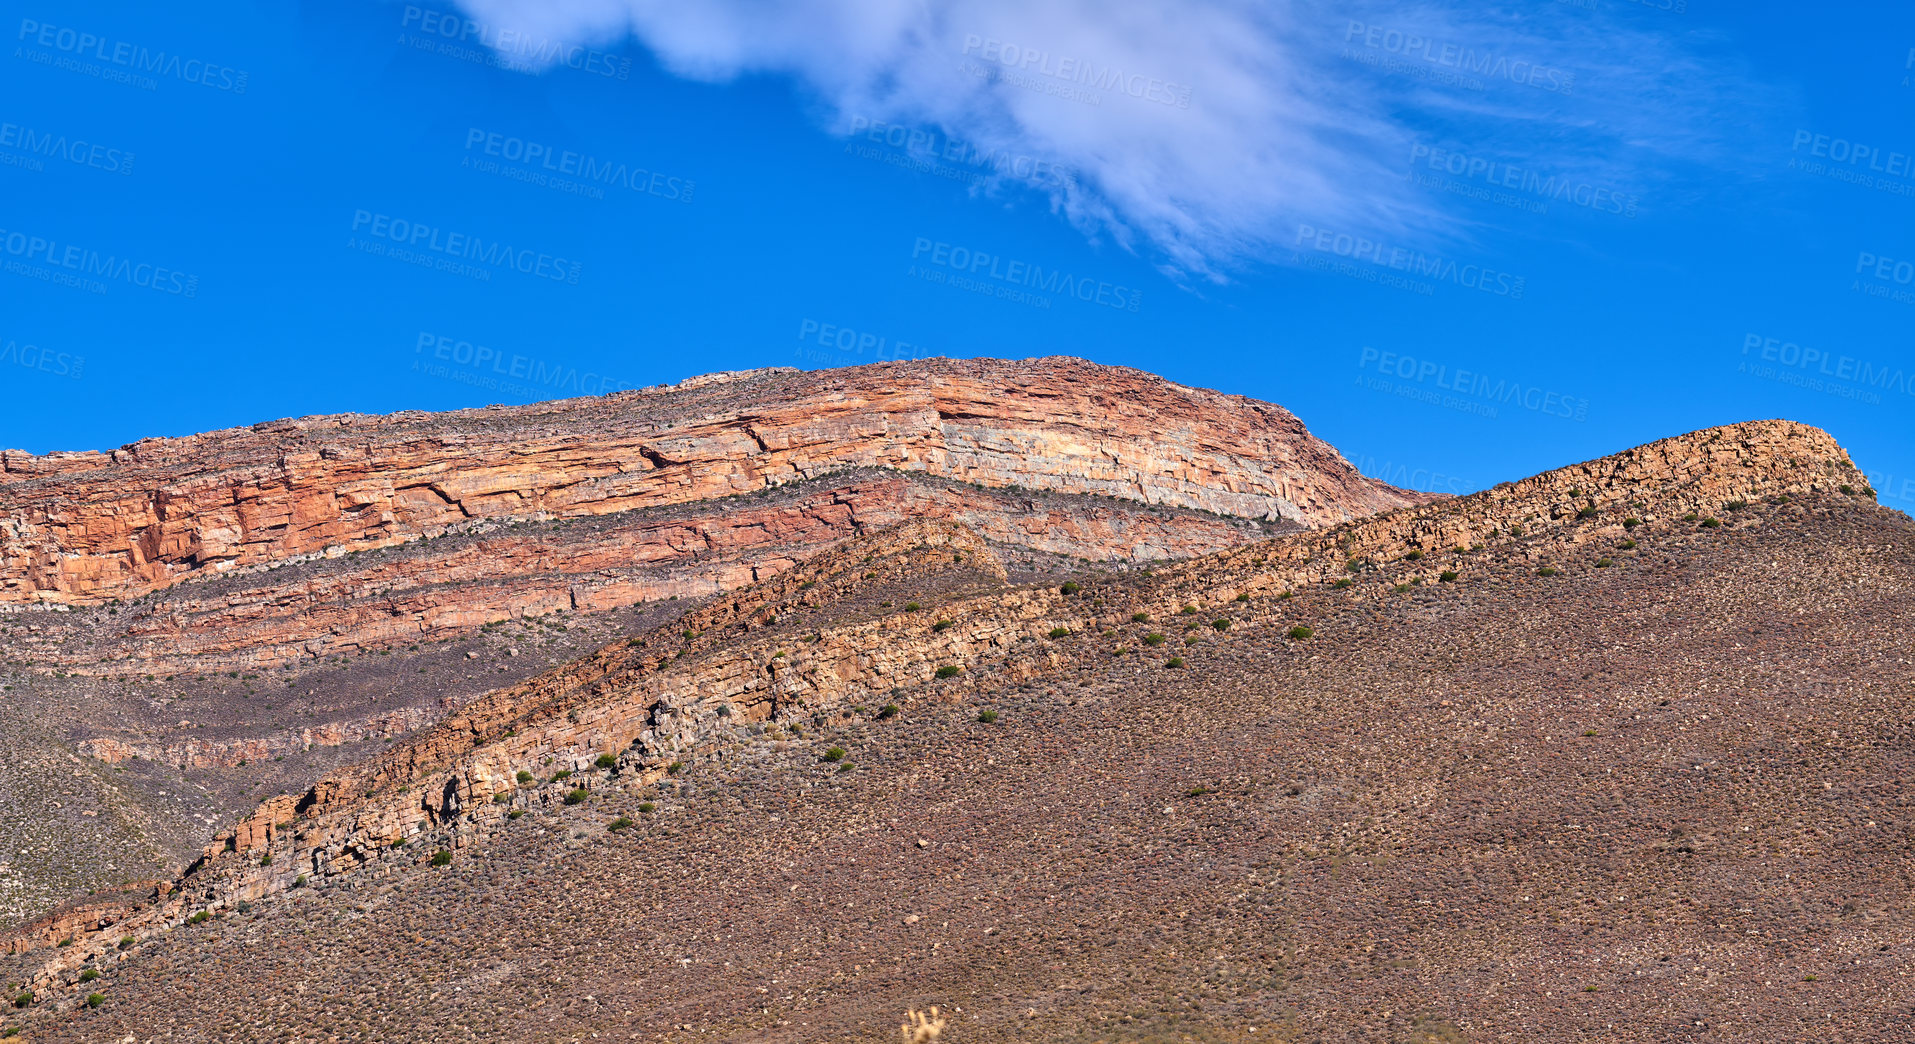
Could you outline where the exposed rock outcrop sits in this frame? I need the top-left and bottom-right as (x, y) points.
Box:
(3, 418), (1869, 981)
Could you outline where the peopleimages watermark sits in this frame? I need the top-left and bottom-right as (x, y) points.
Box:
(15, 18), (248, 94)
(397, 6), (630, 79)
(795, 318), (940, 368)
(1787, 129), (1915, 198)
(1343, 21), (1573, 95)
(844, 116), (1071, 188)
(907, 238), (1143, 313)
(0, 332), (83, 380)
(1738, 332), (1910, 407)
(461, 128), (693, 203)
(0, 226), (197, 297)
(1408, 144), (1637, 218)
(0, 119), (134, 175)
(1351, 452), (1468, 495)
(347, 210), (582, 285)
(1356, 347), (1588, 422)
(413, 332), (629, 398)
(958, 34), (1191, 109)
(1295, 225), (1526, 299)
(1853, 249), (1915, 306)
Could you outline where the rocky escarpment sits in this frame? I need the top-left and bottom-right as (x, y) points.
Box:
(2, 418), (1872, 984)
(0, 358), (1424, 676)
(0, 356), (1421, 606)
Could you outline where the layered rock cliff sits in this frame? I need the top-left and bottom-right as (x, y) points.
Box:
(0, 357), (1425, 673)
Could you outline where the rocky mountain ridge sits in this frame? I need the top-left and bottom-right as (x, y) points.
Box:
(3, 418), (1871, 993)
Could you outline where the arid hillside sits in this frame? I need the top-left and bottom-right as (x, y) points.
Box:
(0, 360), (1423, 929)
(5, 416), (1909, 1043)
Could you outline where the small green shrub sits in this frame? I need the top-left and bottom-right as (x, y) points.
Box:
(608, 817), (634, 832)
(1131, 612), (1150, 622)
(86, 993), (105, 1008)
(1287, 626), (1314, 640)
(1620, 538), (1638, 549)
(1165, 657), (1184, 668)
(188, 911), (210, 925)
(1840, 484), (1855, 494)
(1404, 550), (1423, 561)
(1725, 499), (1748, 511)
(552, 769), (572, 781)
(1682, 512), (1698, 522)
(1439, 571), (1458, 582)
(79, 969), (99, 983)
(516, 770), (533, 784)
(638, 801), (657, 813)
(1060, 582), (1081, 595)
(1211, 619), (1231, 631)
(1143, 633), (1166, 646)
(118, 936), (136, 951)
(1576, 506), (1597, 519)
(822, 746), (846, 762)
(878, 703), (900, 719)
(933, 620), (954, 632)
(430, 850), (452, 867)
(1277, 590), (1293, 600)
(594, 754), (618, 769)
(1537, 566), (1559, 577)
(1623, 517), (1641, 529)
(507, 809), (525, 820)
(1596, 558), (1614, 568)
(1332, 578), (1353, 589)
(258, 853), (272, 866)
(12, 992), (31, 1009)
(294, 875), (307, 888)
(1345, 560), (1362, 574)
(667, 761), (685, 775)
(977, 709), (998, 723)
(1180, 605), (1198, 615)
(1235, 592), (1250, 602)
(1048, 627), (1072, 638)
(1700, 517), (1720, 528)
(904, 602), (922, 612)
(1393, 584), (1412, 594)
(565, 789), (589, 805)
(935, 665), (961, 678)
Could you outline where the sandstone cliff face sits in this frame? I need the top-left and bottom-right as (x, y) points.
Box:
(0, 357), (1421, 610)
(2, 419), (1870, 979)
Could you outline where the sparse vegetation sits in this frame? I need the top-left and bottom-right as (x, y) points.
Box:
(1143, 633), (1166, 646)
(430, 850), (452, 867)
(565, 789), (589, 805)
(608, 817), (634, 831)
(878, 703), (900, 719)
(1439, 571), (1458, 582)
(822, 746), (846, 762)
(1164, 657), (1184, 668)
(1060, 582), (1081, 595)
(1048, 627), (1072, 638)
(1287, 626), (1314, 640)
(977, 709), (998, 723)
(935, 665), (961, 678)
(1131, 612), (1150, 622)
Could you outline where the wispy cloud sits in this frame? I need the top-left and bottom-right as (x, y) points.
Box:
(447, 0), (1772, 281)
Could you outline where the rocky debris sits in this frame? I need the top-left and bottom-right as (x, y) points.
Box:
(3, 471), (1910, 1042)
(0, 418), (1880, 1001)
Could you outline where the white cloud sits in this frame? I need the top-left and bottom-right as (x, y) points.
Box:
(447, 0), (1769, 281)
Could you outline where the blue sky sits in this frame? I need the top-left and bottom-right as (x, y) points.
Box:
(4, 0), (1913, 507)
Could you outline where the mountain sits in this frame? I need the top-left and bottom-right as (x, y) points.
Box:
(0, 359), (1421, 929)
(6, 407), (1909, 1044)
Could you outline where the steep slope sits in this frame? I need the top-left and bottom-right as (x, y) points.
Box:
(7, 419), (1907, 1044)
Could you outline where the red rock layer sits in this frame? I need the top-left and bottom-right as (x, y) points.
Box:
(0, 357), (1425, 609)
